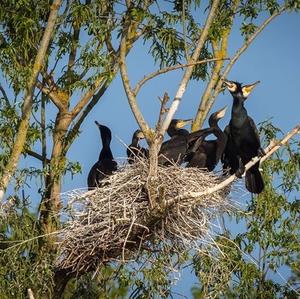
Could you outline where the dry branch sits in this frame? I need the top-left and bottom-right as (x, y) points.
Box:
(133, 58), (229, 96)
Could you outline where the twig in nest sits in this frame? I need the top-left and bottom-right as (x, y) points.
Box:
(58, 161), (231, 273)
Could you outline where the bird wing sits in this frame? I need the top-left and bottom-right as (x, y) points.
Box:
(248, 116), (261, 147)
(221, 125), (239, 174)
(159, 135), (187, 164)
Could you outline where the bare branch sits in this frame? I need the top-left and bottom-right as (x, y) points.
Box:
(158, 0), (221, 138)
(133, 58), (229, 96)
(0, 0), (63, 200)
(156, 92), (170, 132)
(25, 149), (50, 163)
(119, 34), (151, 139)
(70, 75), (105, 117)
(181, 124), (300, 201)
(63, 74), (117, 154)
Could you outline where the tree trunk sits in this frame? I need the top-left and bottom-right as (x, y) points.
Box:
(40, 111), (73, 233)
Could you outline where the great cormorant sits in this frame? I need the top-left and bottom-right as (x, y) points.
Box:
(127, 129), (149, 164)
(185, 106), (227, 171)
(87, 121), (117, 190)
(158, 119), (192, 165)
(221, 80), (264, 194)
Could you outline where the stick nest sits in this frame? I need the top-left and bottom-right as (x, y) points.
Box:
(58, 160), (232, 273)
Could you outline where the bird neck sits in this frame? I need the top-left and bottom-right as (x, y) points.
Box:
(231, 97), (247, 119)
(131, 136), (139, 147)
(208, 116), (218, 128)
(99, 148), (114, 160)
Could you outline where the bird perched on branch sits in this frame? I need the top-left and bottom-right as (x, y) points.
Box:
(159, 119), (192, 165)
(185, 106), (227, 171)
(87, 121), (117, 190)
(222, 80), (264, 194)
(127, 129), (148, 164)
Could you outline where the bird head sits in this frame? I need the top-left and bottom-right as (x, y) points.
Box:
(208, 106), (227, 127)
(134, 129), (145, 140)
(95, 121), (112, 144)
(173, 119), (192, 129)
(215, 106), (227, 120)
(223, 79), (260, 100)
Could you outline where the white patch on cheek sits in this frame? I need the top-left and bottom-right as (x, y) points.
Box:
(227, 84), (237, 92)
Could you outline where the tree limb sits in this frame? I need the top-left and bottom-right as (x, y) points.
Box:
(119, 33), (151, 139)
(63, 74), (117, 154)
(36, 81), (66, 111)
(180, 124), (300, 201)
(133, 58), (229, 96)
(25, 149), (50, 163)
(0, 0), (62, 200)
(70, 75), (106, 118)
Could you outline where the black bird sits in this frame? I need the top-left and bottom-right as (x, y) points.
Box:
(127, 129), (148, 164)
(87, 121), (117, 190)
(159, 119), (192, 165)
(185, 106), (227, 171)
(222, 80), (264, 194)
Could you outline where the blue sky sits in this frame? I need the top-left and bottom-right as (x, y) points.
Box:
(5, 4), (300, 297)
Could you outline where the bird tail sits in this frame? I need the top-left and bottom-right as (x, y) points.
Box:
(245, 163), (264, 194)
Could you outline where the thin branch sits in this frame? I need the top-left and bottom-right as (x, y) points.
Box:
(70, 75), (105, 117)
(25, 149), (50, 163)
(119, 34), (151, 139)
(133, 58), (229, 96)
(181, 124), (300, 201)
(158, 0), (221, 138)
(41, 94), (48, 169)
(63, 74), (117, 154)
(0, 0), (63, 200)
(67, 22), (80, 72)
(156, 92), (170, 132)
(0, 82), (10, 107)
(201, 6), (285, 123)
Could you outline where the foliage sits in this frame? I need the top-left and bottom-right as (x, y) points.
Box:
(0, 199), (55, 298)
(192, 121), (300, 298)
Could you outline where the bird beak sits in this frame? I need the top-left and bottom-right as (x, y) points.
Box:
(216, 106), (227, 119)
(95, 120), (101, 127)
(177, 119), (192, 128)
(242, 80), (260, 98)
(223, 80), (237, 92)
(137, 131), (145, 139)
